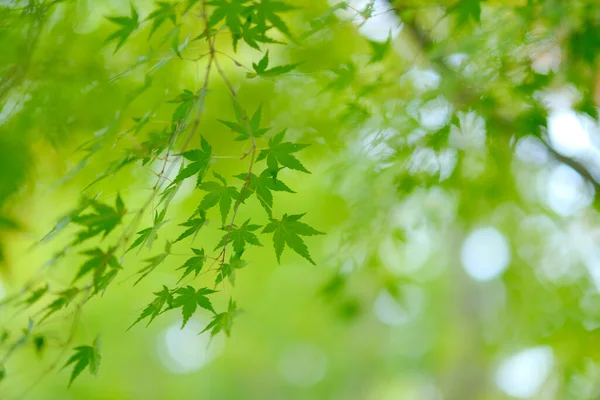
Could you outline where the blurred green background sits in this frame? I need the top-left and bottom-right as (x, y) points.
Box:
(2, 0), (600, 399)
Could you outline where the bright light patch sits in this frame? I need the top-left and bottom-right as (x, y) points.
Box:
(548, 109), (590, 157)
(419, 97), (453, 131)
(157, 320), (224, 374)
(405, 68), (441, 92)
(545, 164), (593, 216)
(461, 227), (510, 281)
(515, 136), (549, 164)
(495, 346), (554, 398)
(449, 111), (486, 150)
(341, 0), (402, 42)
(374, 286), (424, 326)
(278, 343), (328, 387)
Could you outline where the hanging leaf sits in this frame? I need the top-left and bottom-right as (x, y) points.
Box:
(62, 337), (101, 386)
(262, 213), (324, 265)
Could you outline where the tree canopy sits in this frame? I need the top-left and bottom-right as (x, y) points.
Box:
(1, 0), (600, 398)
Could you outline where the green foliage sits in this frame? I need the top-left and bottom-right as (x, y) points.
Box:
(170, 286), (216, 328)
(177, 248), (206, 282)
(219, 104), (269, 141)
(105, 4), (140, 53)
(129, 286), (173, 329)
(5, 0), (600, 396)
(198, 172), (240, 224)
(247, 51), (300, 78)
(71, 196), (126, 245)
(62, 337), (101, 386)
(174, 137), (212, 186)
(201, 298), (239, 337)
(73, 247), (122, 292)
(256, 130), (310, 177)
(215, 219), (262, 254)
(262, 213), (324, 264)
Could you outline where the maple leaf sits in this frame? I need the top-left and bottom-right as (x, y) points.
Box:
(22, 285), (49, 307)
(368, 34), (391, 64)
(450, 0), (483, 25)
(71, 195), (126, 244)
(62, 337), (101, 386)
(207, 0), (252, 50)
(215, 252), (248, 286)
(127, 209), (168, 253)
(39, 288), (79, 323)
(215, 219), (262, 254)
(218, 103), (269, 141)
(170, 286), (216, 328)
(325, 62), (355, 91)
(146, 1), (177, 38)
(201, 298), (239, 337)
(105, 3), (139, 53)
(173, 136), (212, 186)
(129, 285), (173, 329)
(262, 213), (324, 265)
(247, 51), (300, 78)
(73, 247), (122, 291)
(168, 89), (195, 127)
(174, 210), (206, 243)
(256, 129), (310, 178)
(198, 172), (240, 224)
(236, 169), (294, 215)
(39, 197), (94, 244)
(252, 0), (296, 39)
(134, 242), (171, 285)
(177, 248), (206, 282)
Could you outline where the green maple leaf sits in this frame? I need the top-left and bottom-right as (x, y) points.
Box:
(168, 89), (195, 126)
(174, 210), (206, 243)
(201, 298), (239, 337)
(262, 213), (324, 265)
(215, 219), (262, 254)
(170, 286), (216, 328)
(325, 62), (355, 91)
(173, 136), (212, 186)
(177, 248), (206, 282)
(127, 209), (168, 253)
(73, 247), (122, 291)
(146, 1), (177, 38)
(256, 129), (310, 178)
(207, 0), (252, 50)
(134, 242), (171, 285)
(105, 3), (139, 53)
(252, 0), (295, 39)
(451, 0), (483, 25)
(198, 172), (240, 224)
(71, 195), (126, 244)
(39, 288), (79, 323)
(22, 285), (49, 307)
(247, 51), (300, 78)
(129, 285), (173, 329)
(62, 337), (101, 386)
(368, 34), (391, 64)
(236, 169), (294, 216)
(215, 252), (248, 286)
(218, 103), (269, 141)
(239, 22), (281, 50)
(39, 197), (94, 244)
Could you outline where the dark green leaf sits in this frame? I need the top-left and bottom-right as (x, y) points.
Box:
(62, 337), (101, 386)
(262, 213), (324, 264)
(170, 286), (216, 328)
(256, 130), (310, 177)
(129, 285), (173, 329)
